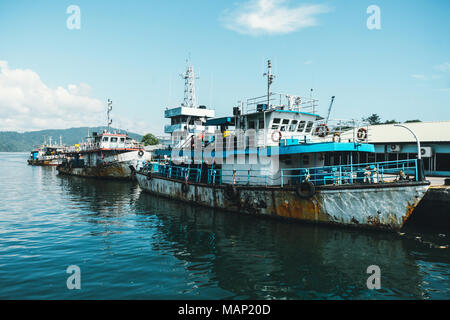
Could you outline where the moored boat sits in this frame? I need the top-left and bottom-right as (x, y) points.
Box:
(28, 137), (67, 166)
(57, 100), (151, 180)
(136, 61), (430, 231)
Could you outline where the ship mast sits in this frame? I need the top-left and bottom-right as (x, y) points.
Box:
(107, 99), (113, 131)
(180, 60), (198, 109)
(263, 60), (275, 108)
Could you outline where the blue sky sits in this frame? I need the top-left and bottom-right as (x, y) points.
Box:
(0, 0), (449, 134)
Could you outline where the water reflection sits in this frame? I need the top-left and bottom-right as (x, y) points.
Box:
(132, 193), (449, 299)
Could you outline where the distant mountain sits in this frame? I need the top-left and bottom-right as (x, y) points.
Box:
(0, 127), (143, 152)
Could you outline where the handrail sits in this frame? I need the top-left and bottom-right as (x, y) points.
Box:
(143, 163), (202, 183)
(280, 159), (419, 187)
(141, 159), (420, 188)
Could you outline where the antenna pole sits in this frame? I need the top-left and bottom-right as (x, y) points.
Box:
(264, 60), (275, 108)
(107, 99), (113, 131)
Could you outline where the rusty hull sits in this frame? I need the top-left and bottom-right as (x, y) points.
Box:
(136, 172), (430, 231)
(57, 162), (133, 180)
(28, 159), (61, 166)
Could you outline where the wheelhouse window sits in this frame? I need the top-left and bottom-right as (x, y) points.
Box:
(102, 137), (109, 142)
(271, 118), (281, 130)
(305, 121), (314, 133)
(289, 120), (298, 132)
(297, 121), (306, 132)
(110, 137), (118, 142)
(120, 138), (125, 142)
(280, 119), (289, 132)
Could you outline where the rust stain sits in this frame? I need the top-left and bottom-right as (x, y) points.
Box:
(402, 204), (416, 225)
(273, 194), (330, 222)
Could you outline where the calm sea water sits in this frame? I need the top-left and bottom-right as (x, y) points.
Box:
(0, 152), (448, 300)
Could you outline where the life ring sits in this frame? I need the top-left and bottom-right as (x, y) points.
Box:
(138, 150), (144, 157)
(295, 181), (316, 199)
(315, 124), (330, 138)
(224, 184), (238, 201)
(332, 132), (341, 143)
(181, 182), (189, 193)
(357, 128), (368, 141)
(271, 130), (282, 143)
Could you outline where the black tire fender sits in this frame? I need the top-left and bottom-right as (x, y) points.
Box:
(296, 182), (316, 199)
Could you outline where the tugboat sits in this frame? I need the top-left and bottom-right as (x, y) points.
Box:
(57, 99), (151, 180)
(28, 136), (67, 166)
(135, 61), (430, 231)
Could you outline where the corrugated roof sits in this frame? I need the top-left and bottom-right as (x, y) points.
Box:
(339, 121), (450, 143)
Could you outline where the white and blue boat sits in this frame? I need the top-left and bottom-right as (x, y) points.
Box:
(135, 61), (429, 231)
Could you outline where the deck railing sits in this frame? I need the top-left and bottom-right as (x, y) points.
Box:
(141, 159), (420, 187)
(280, 159), (419, 187)
(142, 163), (202, 183)
(207, 169), (271, 185)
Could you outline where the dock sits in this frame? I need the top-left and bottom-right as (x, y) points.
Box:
(405, 178), (450, 232)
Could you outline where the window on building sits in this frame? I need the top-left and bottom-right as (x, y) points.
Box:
(248, 121), (255, 129)
(297, 121), (306, 132)
(305, 121), (314, 133)
(436, 153), (450, 171)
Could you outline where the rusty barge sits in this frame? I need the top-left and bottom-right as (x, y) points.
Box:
(57, 100), (151, 180)
(135, 60), (430, 231)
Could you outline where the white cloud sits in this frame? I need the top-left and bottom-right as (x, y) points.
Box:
(0, 61), (106, 132)
(435, 62), (450, 72)
(222, 0), (331, 36)
(304, 60), (313, 65)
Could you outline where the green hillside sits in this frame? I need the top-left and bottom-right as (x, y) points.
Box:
(0, 127), (143, 152)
